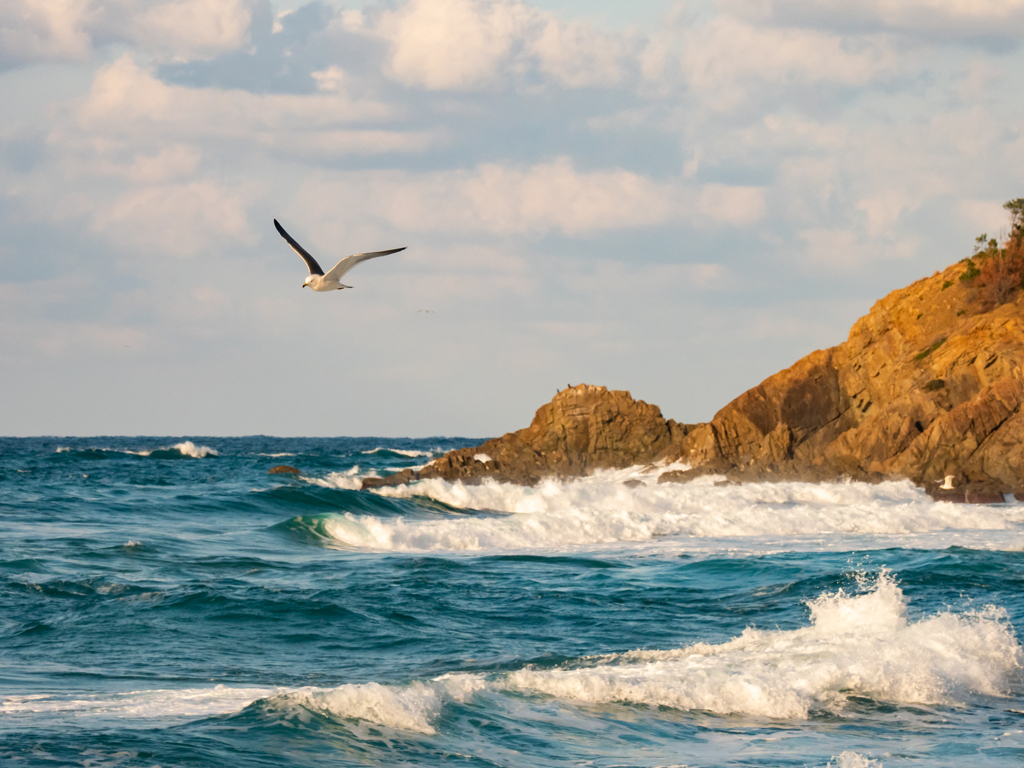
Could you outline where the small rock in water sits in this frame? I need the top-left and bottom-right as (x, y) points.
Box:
(268, 465), (301, 475)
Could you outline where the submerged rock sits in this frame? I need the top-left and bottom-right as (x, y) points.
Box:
(268, 465), (302, 475)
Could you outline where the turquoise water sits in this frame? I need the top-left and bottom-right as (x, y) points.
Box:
(1, 437), (1022, 767)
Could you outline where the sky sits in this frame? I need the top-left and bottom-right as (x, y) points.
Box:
(1, 0), (1023, 438)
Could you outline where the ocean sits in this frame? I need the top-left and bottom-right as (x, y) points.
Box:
(1, 436), (1022, 768)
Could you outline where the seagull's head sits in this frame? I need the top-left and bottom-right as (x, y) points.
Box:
(302, 275), (314, 288)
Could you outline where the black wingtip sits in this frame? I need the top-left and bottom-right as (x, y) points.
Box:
(274, 219), (285, 234)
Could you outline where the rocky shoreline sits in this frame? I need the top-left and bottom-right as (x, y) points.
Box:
(363, 251), (1024, 501)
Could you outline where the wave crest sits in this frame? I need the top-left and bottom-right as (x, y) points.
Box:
(502, 572), (1023, 717)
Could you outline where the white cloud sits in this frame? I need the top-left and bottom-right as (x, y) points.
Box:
(799, 227), (918, 270)
(91, 180), (256, 257)
(698, 184), (766, 226)
(92, 0), (256, 63)
(75, 55), (429, 159)
(724, 0), (1024, 39)
(379, 0), (537, 90)
(0, 0), (256, 69)
(292, 158), (678, 237)
(530, 17), (628, 88)
(856, 191), (921, 237)
(681, 16), (897, 103)
(959, 199), (1015, 236)
(0, 0), (93, 67)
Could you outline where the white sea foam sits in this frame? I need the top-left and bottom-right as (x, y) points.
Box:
(161, 441), (217, 458)
(501, 573), (1023, 718)
(276, 675), (486, 734)
(0, 685), (276, 720)
(303, 466), (371, 491)
(362, 447), (435, 458)
(0, 677), (487, 735)
(828, 752), (883, 768)
(55, 442), (218, 458)
(331, 469), (1024, 553)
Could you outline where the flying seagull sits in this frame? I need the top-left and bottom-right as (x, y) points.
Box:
(274, 219), (405, 291)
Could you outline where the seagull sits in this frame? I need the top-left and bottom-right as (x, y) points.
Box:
(939, 475), (955, 490)
(274, 219), (405, 291)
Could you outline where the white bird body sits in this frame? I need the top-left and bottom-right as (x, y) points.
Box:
(939, 475), (955, 490)
(274, 219), (405, 291)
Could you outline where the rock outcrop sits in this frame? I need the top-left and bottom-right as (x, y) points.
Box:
(363, 256), (1024, 492)
(664, 260), (1024, 490)
(362, 384), (695, 489)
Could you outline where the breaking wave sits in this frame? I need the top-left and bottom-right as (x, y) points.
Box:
(54, 441), (218, 459)
(313, 469), (1024, 552)
(500, 572), (1021, 718)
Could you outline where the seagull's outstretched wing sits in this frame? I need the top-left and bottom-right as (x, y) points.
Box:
(274, 219), (324, 276)
(324, 247), (406, 282)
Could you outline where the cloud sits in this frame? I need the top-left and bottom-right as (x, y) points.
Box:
(0, 0), (257, 70)
(0, 0), (93, 68)
(373, 0), (641, 91)
(75, 55), (432, 159)
(379, 0), (538, 90)
(291, 158), (679, 237)
(530, 16), (629, 88)
(91, 0), (257, 63)
(698, 184), (766, 226)
(680, 16), (898, 104)
(723, 0), (1024, 40)
(91, 180), (256, 257)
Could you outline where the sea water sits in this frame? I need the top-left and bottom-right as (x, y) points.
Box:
(1, 436), (1021, 767)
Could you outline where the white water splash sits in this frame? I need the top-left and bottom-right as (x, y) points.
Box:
(55, 442), (218, 458)
(501, 572), (1023, 718)
(828, 751), (883, 768)
(319, 469), (1024, 553)
(302, 466), (371, 490)
(275, 675), (486, 734)
(0, 685), (276, 720)
(362, 447), (435, 458)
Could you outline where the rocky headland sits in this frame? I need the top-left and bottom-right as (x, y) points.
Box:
(364, 238), (1024, 497)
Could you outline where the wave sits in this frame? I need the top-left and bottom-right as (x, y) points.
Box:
(3, 574), (1016, 732)
(54, 441), (218, 459)
(0, 678), (482, 736)
(269, 676), (486, 734)
(361, 447), (435, 458)
(324, 469), (1024, 552)
(499, 571), (1022, 718)
(829, 753), (882, 768)
(301, 467), (370, 491)
(0, 685), (277, 720)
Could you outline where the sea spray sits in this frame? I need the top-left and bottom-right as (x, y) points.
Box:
(312, 471), (1023, 552)
(501, 572), (1023, 717)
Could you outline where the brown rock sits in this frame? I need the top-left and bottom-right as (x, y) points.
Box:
(663, 259), (1024, 489)
(362, 384), (693, 489)
(359, 251), (1024, 491)
(268, 465), (301, 475)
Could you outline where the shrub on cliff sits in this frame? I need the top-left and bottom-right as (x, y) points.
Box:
(1007, 198), (1024, 243)
(959, 198), (1024, 307)
(976, 237), (1024, 306)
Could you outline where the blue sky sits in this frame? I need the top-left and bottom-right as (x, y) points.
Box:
(1, 0), (1023, 437)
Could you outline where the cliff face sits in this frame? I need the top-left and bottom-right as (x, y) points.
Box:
(673, 260), (1024, 488)
(364, 257), (1024, 491)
